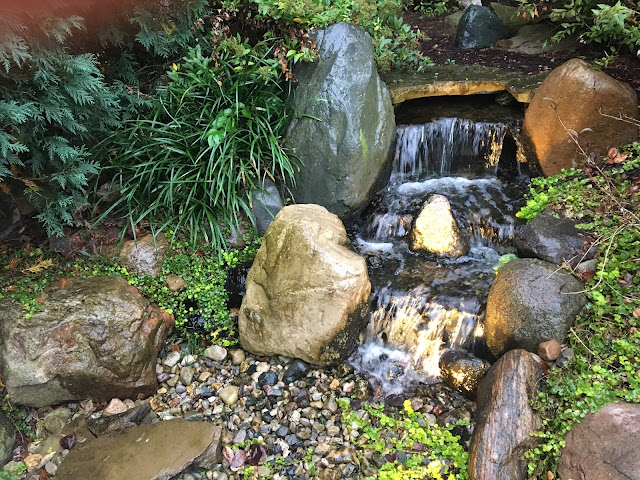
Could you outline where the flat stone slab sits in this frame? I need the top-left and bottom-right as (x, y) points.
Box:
(56, 419), (222, 480)
(381, 65), (548, 104)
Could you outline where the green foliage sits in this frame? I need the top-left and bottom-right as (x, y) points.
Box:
(337, 398), (468, 479)
(101, 37), (297, 251)
(1, 394), (35, 439)
(494, 253), (517, 274)
(519, 145), (640, 477)
(244, 0), (434, 71)
(0, 15), (120, 236)
(518, 0), (640, 51)
(0, 462), (27, 480)
(411, 0), (458, 18)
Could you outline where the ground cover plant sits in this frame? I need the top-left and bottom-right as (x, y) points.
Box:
(517, 143), (640, 477)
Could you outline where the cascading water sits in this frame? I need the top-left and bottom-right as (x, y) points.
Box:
(349, 105), (528, 396)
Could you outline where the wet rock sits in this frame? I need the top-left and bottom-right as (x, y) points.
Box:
(538, 340), (562, 362)
(285, 23), (395, 217)
(249, 179), (284, 236)
(469, 349), (543, 480)
(0, 411), (16, 466)
(455, 6), (508, 49)
(219, 386), (239, 406)
(485, 258), (587, 357)
(87, 401), (156, 437)
(559, 402), (640, 480)
(0, 276), (174, 407)
(42, 408), (71, 434)
(523, 58), (638, 176)
(56, 419), (221, 480)
(490, 2), (532, 33)
(410, 195), (469, 257)
(515, 211), (594, 266)
(351, 379), (373, 402)
(283, 360), (309, 384)
(118, 233), (169, 277)
(239, 205), (371, 366)
(103, 398), (128, 417)
(258, 371), (278, 388)
(439, 350), (491, 397)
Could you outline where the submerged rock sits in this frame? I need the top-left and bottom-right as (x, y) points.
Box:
(239, 205), (371, 366)
(0, 276), (174, 407)
(439, 349), (491, 397)
(485, 258), (587, 358)
(55, 419), (221, 480)
(469, 349), (543, 480)
(410, 194), (469, 257)
(559, 402), (640, 480)
(285, 23), (395, 217)
(455, 6), (508, 49)
(523, 58), (638, 176)
(515, 210), (594, 266)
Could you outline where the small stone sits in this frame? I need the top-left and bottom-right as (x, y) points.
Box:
(199, 371), (213, 382)
(166, 274), (186, 291)
(123, 399), (135, 409)
(256, 363), (270, 374)
(180, 366), (196, 385)
(205, 345), (228, 362)
(23, 454), (43, 471)
(44, 462), (58, 475)
(575, 259), (598, 274)
(324, 397), (339, 414)
(42, 407), (71, 434)
(162, 351), (181, 368)
(556, 347), (575, 368)
(167, 375), (179, 387)
(296, 427), (312, 440)
(538, 339), (562, 362)
(229, 350), (245, 365)
(103, 398), (128, 417)
(258, 371), (278, 388)
(257, 465), (271, 477)
(316, 443), (331, 455)
(219, 386), (239, 406)
(182, 354), (197, 365)
(283, 359), (309, 384)
(233, 429), (247, 444)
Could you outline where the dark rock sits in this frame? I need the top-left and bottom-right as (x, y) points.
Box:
(384, 394), (404, 408)
(258, 371), (278, 388)
(56, 420), (222, 480)
(295, 390), (310, 408)
(351, 379), (373, 402)
(86, 402), (156, 437)
(515, 211), (594, 266)
(249, 179), (284, 236)
(485, 258), (587, 357)
(558, 402), (640, 480)
(439, 349), (491, 397)
(283, 359), (309, 384)
(0, 276), (174, 407)
(469, 349), (543, 480)
(455, 6), (508, 49)
(522, 58), (638, 176)
(59, 433), (77, 450)
(285, 23), (395, 217)
(226, 261), (252, 310)
(0, 411), (16, 466)
(246, 443), (268, 466)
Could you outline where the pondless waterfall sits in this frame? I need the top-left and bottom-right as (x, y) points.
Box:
(348, 99), (528, 396)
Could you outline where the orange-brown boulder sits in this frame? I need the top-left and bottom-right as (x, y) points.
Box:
(523, 58), (638, 176)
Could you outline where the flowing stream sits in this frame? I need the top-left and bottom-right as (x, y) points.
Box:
(348, 98), (529, 396)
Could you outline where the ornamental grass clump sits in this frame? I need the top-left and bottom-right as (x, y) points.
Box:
(101, 36), (298, 250)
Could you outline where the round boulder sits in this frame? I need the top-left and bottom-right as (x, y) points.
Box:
(455, 6), (508, 49)
(239, 204), (371, 366)
(485, 258), (586, 358)
(410, 194), (469, 257)
(559, 402), (640, 480)
(523, 58), (638, 176)
(0, 276), (174, 407)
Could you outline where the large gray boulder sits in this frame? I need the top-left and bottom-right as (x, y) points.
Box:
(285, 23), (395, 217)
(0, 276), (174, 407)
(515, 211), (594, 266)
(239, 204), (371, 366)
(559, 402), (640, 480)
(56, 419), (221, 480)
(485, 258), (587, 358)
(469, 349), (543, 480)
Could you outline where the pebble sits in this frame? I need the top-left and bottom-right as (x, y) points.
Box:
(258, 371), (278, 388)
(162, 351), (181, 367)
(23, 454), (43, 472)
(229, 349), (246, 365)
(283, 359), (309, 384)
(205, 345), (228, 362)
(103, 398), (128, 417)
(180, 366), (196, 385)
(219, 386), (239, 406)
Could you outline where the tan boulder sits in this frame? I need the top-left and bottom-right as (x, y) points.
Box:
(523, 58), (638, 176)
(239, 204), (371, 366)
(410, 194), (469, 257)
(118, 233), (169, 277)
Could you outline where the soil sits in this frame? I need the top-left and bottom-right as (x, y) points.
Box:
(406, 11), (640, 96)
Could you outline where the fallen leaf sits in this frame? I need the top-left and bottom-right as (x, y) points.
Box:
(35, 298), (46, 305)
(580, 270), (596, 281)
(547, 471), (555, 480)
(633, 308), (640, 318)
(608, 147), (617, 159)
(171, 345), (180, 351)
(39, 469), (50, 480)
(60, 278), (68, 289)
